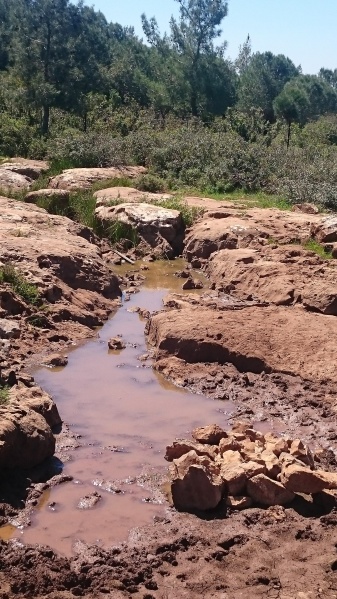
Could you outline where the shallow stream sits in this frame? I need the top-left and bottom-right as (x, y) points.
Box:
(2, 260), (236, 556)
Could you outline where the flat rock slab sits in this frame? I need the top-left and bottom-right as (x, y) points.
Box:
(94, 186), (172, 207)
(25, 189), (70, 204)
(0, 169), (32, 191)
(208, 245), (337, 315)
(49, 166), (147, 191)
(1, 159), (48, 180)
(147, 305), (337, 384)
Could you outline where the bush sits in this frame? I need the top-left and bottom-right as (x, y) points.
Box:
(135, 174), (166, 193)
(0, 264), (40, 305)
(0, 115), (35, 157)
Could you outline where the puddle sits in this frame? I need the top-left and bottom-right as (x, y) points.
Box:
(1, 260), (235, 556)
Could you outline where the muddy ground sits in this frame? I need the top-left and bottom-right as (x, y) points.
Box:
(1, 173), (337, 597)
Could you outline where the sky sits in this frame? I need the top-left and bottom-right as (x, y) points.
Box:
(83, 0), (337, 75)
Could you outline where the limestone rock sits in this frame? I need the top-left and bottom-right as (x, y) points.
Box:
(108, 336), (126, 350)
(226, 495), (253, 510)
(311, 216), (337, 243)
(9, 383), (61, 429)
(165, 439), (219, 462)
(43, 353), (68, 368)
(170, 450), (224, 511)
(0, 169), (32, 191)
(0, 318), (20, 339)
(49, 166), (147, 191)
(192, 424), (227, 445)
(0, 405), (55, 469)
(94, 186), (172, 207)
(281, 464), (337, 494)
(1, 159), (48, 180)
(25, 189), (70, 204)
(247, 474), (295, 506)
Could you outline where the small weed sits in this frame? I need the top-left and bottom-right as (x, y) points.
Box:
(105, 220), (139, 246)
(91, 177), (134, 192)
(0, 386), (10, 405)
(0, 264), (40, 305)
(153, 197), (204, 227)
(303, 238), (333, 259)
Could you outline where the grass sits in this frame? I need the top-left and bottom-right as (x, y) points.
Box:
(303, 238), (334, 259)
(153, 196), (204, 227)
(182, 187), (293, 211)
(0, 264), (40, 305)
(0, 386), (10, 406)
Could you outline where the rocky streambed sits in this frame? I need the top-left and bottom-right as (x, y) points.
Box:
(1, 162), (337, 597)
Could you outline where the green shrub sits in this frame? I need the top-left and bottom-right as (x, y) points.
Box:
(0, 114), (35, 157)
(0, 385), (10, 406)
(0, 264), (40, 305)
(135, 174), (166, 193)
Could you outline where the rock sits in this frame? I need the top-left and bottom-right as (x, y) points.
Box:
(184, 207), (319, 261)
(292, 203), (319, 214)
(95, 202), (184, 258)
(94, 186), (172, 207)
(0, 169), (32, 191)
(147, 305), (337, 384)
(289, 439), (315, 468)
(1, 159), (48, 180)
(43, 353), (68, 368)
(260, 450), (281, 479)
(49, 166), (147, 191)
(281, 464), (337, 494)
(108, 336), (126, 350)
(0, 318), (20, 339)
(182, 278), (204, 290)
(25, 189), (70, 204)
(220, 464), (247, 495)
(192, 424), (227, 445)
(226, 495), (253, 510)
(0, 405), (55, 469)
(170, 450), (224, 511)
(165, 439), (219, 462)
(218, 437), (241, 454)
(77, 492), (102, 510)
(311, 216), (337, 243)
(9, 383), (61, 429)
(264, 434), (289, 457)
(247, 474), (295, 506)
(332, 243), (337, 259)
(207, 245), (337, 315)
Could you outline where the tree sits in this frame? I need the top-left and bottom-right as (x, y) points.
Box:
(273, 75), (337, 148)
(237, 51), (300, 121)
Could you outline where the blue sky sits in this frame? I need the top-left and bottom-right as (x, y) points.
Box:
(84, 0), (337, 74)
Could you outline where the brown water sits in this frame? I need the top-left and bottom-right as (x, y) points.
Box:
(2, 260), (235, 556)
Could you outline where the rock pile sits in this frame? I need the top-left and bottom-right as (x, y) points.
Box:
(166, 423), (337, 512)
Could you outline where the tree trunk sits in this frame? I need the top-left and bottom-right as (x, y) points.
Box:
(42, 105), (50, 136)
(286, 121), (291, 149)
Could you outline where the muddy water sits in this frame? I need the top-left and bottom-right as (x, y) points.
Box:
(4, 261), (235, 556)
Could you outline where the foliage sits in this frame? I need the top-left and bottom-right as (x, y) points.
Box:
(303, 238), (333, 260)
(153, 196), (203, 226)
(0, 264), (40, 305)
(0, 386), (10, 406)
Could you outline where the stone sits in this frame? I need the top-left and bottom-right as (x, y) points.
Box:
(292, 203), (319, 215)
(0, 318), (20, 339)
(25, 189), (70, 204)
(0, 169), (32, 191)
(311, 216), (337, 243)
(0, 405), (55, 469)
(289, 439), (315, 468)
(192, 424), (227, 445)
(43, 353), (68, 368)
(0, 159), (48, 180)
(218, 437), (240, 455)
(165, 439), (219, 462)
(108, 336), (126, 350)
(49, 166), (147, 191)
(77, 492), (102, 510)
(182, 278), (204, 290)
(260, 450), (281, 479)
(265, 435), (289, 457)
(247, 474), (295, 506)
(95, 202), (184, 258)
(170, 450), (224, 511)
(94, 186), (172, 207)
(242, 460), (267, 479)
(226, 495), (253, 510)
(220, 464), (247, 496)
(280, 464), (337, 494)
(9, 383), (61, 429)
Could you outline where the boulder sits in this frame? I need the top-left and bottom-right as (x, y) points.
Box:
(94, 186), (172, 207)
(281, 464), (337, 494)
(170, 450), (224, 511)
(220, 464), (247, 495)
(165, 439), (219, 462)
(0, 405), (55, 469)
(43, 353), (68, 368)
(311, 216), (337, 243)
(292, 203), (319, 214)
(289, 439), (315, 468)
(108, 336), (126, 350)
(192, 424), (227, 445)
(218, 437), (241, 454)
(25, 189), (70, 204)
(0, 318), (21, 339)
(49, 166), (147, 191)
(182, 277), (204, 290)
(1, 159), (48, 180)
(0, 169), (32, 192)
(9, 383), (61, 429)
(247, 474), (295, 506)
(95, 202), (184, 257)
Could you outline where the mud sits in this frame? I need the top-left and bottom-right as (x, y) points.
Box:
(1, 201), (337, 598)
